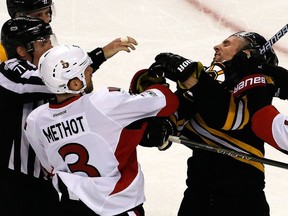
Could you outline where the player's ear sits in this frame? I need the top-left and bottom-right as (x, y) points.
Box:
(242, 49), (252, 58)
(67, 77), (83, 91)
(16, 46), (29, 58)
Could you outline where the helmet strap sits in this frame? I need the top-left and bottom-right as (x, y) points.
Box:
(25, 43), (35, 65)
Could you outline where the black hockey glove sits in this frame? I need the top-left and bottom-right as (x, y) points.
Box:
(129, 69), (169, 94)
(149, 52), (204, 82)
(140, 117), (176, 151)
(222, 50), (262, 89)
(261, 64), (288, 100)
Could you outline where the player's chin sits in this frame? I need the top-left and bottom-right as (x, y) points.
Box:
(213, 55), (221, 63)
(85, 86), (94, 94)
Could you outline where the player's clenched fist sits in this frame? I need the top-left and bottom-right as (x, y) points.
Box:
(149, 52), (204, 82)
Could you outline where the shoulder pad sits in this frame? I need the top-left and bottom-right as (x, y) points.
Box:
(3, 58), (36, 75)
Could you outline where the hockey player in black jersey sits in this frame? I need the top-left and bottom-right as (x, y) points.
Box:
(148, 32), (279, 216)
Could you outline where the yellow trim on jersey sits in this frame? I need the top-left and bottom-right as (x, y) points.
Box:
(222, 95), (249, 130)
(187, 114), (265, 172)
(195, 114), (263, 157)
(264, 75), (274, 84)
(0, 43), (7, 63)
(201, 137), (264, 172)
(222, 94), (237, 130)
(170, 113), (186, 136)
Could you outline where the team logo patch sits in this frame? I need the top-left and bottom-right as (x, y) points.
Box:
(108, 87), (121, 92)
(61, 60), (69, 69)
(143, 90), (157, 97)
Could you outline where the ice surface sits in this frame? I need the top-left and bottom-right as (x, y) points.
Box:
(1, 1), (288, 215)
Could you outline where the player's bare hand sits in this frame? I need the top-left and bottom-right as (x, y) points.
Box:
(102, 36), (138, 59)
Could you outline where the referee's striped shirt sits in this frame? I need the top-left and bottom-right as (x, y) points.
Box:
(0, 58), (54, 178)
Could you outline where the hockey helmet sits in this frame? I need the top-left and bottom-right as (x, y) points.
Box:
(231, 31), (278, 66)
(1, 16), (54, 59)
(38, 44), (92, 94)
(7, 0), (54, 22)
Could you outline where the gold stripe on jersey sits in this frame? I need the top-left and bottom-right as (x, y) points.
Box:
(201, 137), (264, 171)
(264, 75), (274, 84)
(222, 93), (236, 130)
(170, 112), (188, 135)
(186, 114), (265, 172)
(222, 95), (249, 130)
(195, 113), (263, 156)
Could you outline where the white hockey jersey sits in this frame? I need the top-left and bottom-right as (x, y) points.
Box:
(252, 105), (288, 151)
(24, 85), (178, 215)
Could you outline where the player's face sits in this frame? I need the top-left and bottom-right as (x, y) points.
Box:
(32, 37), (53, 66)
(24, 7), (52, 23)
(84, 66), (94, 93)
(213, 35), (245, 63)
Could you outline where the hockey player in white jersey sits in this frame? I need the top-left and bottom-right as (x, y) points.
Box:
(24, 44), (179, 216)
(252, 105), (288, 152)
(251, 64), (288, 153)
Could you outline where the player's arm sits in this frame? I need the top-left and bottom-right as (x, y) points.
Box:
(261, 64), (288, 100)
(252, 105), (288, 153)
(0, 59), (54, 103)
(87, 47), (106, 72)
(88, 36), (138, 72)
(148, 52), (232, 127)
(128, 69), (178, 150)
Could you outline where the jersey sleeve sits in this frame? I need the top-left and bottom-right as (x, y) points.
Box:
(146, 84), (179, 116)
(182, 72), (231, 128)
(252, 105), (288, 151)
(0, 59), (53, 103)
(184, 73), (273, 131)
(91, 85), (179, 127)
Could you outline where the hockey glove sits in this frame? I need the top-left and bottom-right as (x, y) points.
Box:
(222, 50), (262, 89)
(129, 69), (169, 94)
(261, 64), (288, 100)
(149, 52), (204, 82)
(140, 117), (176, 151)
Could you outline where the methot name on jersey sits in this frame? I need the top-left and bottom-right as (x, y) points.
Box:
(42, 114), (87, 143)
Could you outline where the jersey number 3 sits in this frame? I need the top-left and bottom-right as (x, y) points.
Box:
(59, 143), (101, 177)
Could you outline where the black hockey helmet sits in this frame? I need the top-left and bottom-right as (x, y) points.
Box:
(1, 16), (53, 59)
(6, 0), (54, 20)
(231, 31), (279, 66)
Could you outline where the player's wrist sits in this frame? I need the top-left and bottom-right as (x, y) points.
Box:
(88, 47), (106, 72)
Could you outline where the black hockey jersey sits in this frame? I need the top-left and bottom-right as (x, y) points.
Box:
(173, 72), (275, 192)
